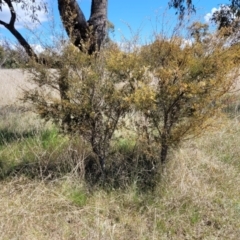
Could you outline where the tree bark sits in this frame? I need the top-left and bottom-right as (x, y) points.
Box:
(160, 111), (171, 165)
(58, 0), (108, 54)
(160, 133), (169, 165)
(58, 0), (89, 51)
(88, 0), (108, 53)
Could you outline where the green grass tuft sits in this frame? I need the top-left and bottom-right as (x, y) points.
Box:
(69, 189), (88, 207)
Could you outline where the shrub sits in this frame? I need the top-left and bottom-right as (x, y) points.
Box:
(23, 22), (240, 183)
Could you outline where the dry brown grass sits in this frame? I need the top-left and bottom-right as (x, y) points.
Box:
(0, 176), (158, 239)
(0, 69), (60, 109)
(160, 122), (240, 239)
(0, 69), (35, 106)
(0, 117), (239, 239)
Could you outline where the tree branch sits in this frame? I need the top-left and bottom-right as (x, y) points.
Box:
(4, 0), (16, 26)
(5, 25), (38, 61)
(0, 19), (7, 27)
(0, 0), (38, 62)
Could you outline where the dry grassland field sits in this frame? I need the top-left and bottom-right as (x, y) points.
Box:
(0, 69), (240, 239)
(0, 69), (35, 106)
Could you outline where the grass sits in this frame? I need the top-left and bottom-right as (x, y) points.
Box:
(0, 106), (75, 179)
(0, 104), (240, 239)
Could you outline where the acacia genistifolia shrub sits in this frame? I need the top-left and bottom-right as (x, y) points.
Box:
(23, 22), (240, 185)
(23, 42), (144, 180)
(130, 24), (240, 165)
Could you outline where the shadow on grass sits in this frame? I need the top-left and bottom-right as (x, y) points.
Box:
(1, 151), (161, 192)
(1, 160), (66, 180)
(0, 128), (161, 192)
(0, 128), (37, 146)
(84, 148), (161, 192)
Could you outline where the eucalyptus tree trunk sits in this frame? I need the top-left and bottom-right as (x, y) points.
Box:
(58, 0), (108, 54)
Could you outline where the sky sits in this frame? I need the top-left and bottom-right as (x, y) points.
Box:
(0, 0), (230, 51)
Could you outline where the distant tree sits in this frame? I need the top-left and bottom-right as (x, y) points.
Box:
(211, 2), (240, 30)
(168, 0), (195, 19)
(0, 46), (7, 68)
(0, 44), (27, 68)
(168, 0), (240, 26)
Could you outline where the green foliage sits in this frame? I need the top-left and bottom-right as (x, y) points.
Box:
(69, 188), (88, 207)
(40, 127), (62, 149)
(115, 137), (135, 154)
